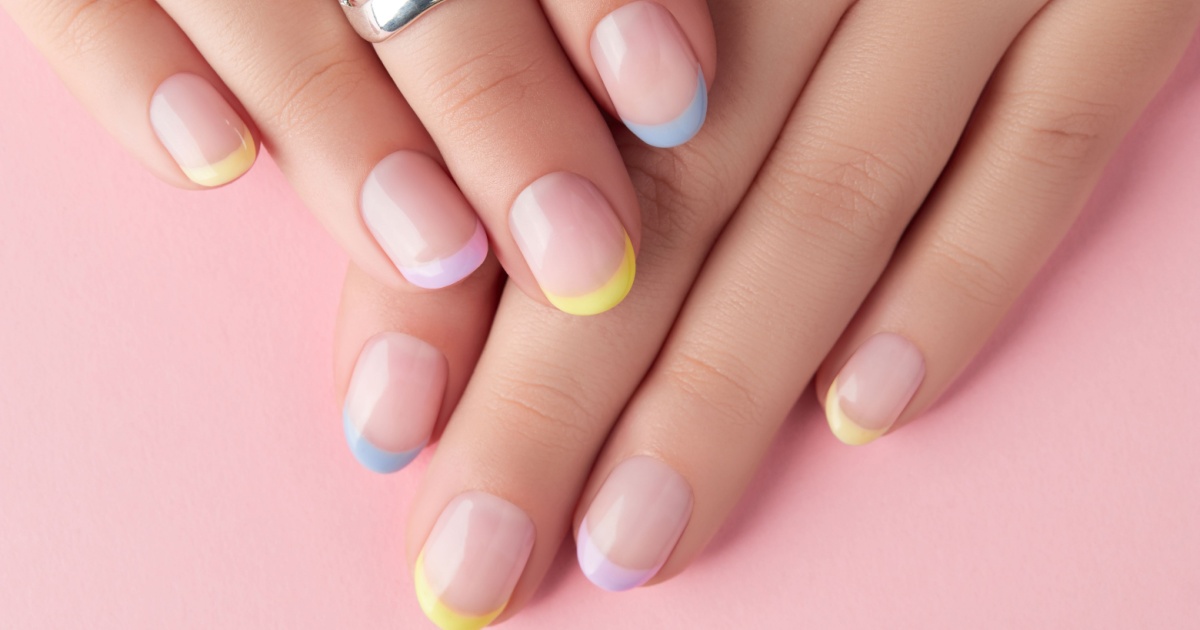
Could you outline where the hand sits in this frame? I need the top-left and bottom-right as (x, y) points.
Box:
(332, 0), (1200, 627)
(0, 0), (719, 316)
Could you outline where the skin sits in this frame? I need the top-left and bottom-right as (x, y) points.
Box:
(6, 0), (1198, 624)
(0, 0), (718, 310)
(334, 0), (1200, 624)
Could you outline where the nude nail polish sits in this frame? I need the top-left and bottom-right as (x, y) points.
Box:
(361, 151), (489, 289)
(577, 456), (692, 592)
(509, 172), (635, 316)
(825, 332), (926, 446)
(342, 332), (447, 473)
(414, 492), (535, 630)
(591, 1), (707, 148)
(149, 73), (256, 187)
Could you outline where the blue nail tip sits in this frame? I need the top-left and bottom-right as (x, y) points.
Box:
(342, 411), (424, 474)
(622, 71), (708, 149)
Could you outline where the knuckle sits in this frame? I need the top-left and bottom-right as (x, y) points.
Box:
(765, 138), (912, 252)
(659, 339), (766, 428)
(38, 0), (140, 58)
(993, 90), (1119, 169)
(420, 32), (553, 140)
(252, 34), (370, 135)
(482, 368), (599, 456)
(925, 235), (1019, 309)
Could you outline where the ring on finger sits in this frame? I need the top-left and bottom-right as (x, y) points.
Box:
(340, 0), (448, 43)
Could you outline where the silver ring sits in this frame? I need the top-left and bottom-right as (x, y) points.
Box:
(340, 0), (448, 43)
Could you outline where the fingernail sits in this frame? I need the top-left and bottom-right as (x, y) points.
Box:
(149, 73), (256, 187)
(577, 456), (692, 592)
(414, 492), (535, 630)
(342, 332), (446, 473)
(591, 1), (707, 148)
(362, 151), (489, 289)
(825, 332), (926, 446)
(509, 172), (635, 316)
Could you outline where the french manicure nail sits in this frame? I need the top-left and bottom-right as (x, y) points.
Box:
(362, 151), (489, 289)
(149, 73), (256, 187)
(825, 332), (926, 446)
(414, 492), (535, 630)
(577, 456), (692, 592)
(591, 1), (707, 148)
(509, 172), (635, 316)
(342, 332), (446, 474)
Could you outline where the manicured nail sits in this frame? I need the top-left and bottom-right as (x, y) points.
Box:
(577, 456), (692, 592)
(342, 332), (446, 473)
(414, 492), (535, 630)
(149, 73), (256, 187)
(509, 172), (635, 316)
(825, 332), (926, 446)
(362, 151), (489, 289)
(591, 1), (707, 148)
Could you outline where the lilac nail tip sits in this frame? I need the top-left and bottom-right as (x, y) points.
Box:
(622, 71), (708, 149)
(398, 221), (489, 290)
(576, 521), (657, 592)
(342, 411), (424, 474)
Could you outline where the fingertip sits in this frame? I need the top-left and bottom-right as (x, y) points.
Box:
(543, 236), (636, 316)
(342, 411), (425, 474)
(621, 72), (708, 148)
(149, 72), (257, 188)
(590, 1), (712, 148)
(824, 382), (887, 447)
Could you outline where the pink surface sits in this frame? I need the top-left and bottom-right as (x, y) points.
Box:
(2, 15), (1199, 630)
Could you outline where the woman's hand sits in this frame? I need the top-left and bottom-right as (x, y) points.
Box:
(333, 0), (1200, 626)
(0, 0), (717, 315)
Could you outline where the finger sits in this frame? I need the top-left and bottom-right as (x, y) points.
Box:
(371, 0), (642, 315)
(395, 0), (841, 622)
(402, 286), (663, 629)
(815, 0), (1200, 444)
(155, 0), (489, 291)
(334, 260), (502, 473)
(572, 0), (1049, 588)
(541, 0), (716, 148)
(1, 0), (258, 188)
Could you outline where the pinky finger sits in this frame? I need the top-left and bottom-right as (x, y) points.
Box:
(816, 0), (1200, 445)
(1, 0), (258, 188)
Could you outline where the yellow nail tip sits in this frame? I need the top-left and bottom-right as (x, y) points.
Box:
(544, 235), (636, 316)
(181, 128), (257, 187)
(824, 382), (886, 446)
(413, 552), (505, 630)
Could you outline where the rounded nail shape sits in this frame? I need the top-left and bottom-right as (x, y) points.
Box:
(591, 1), (708, 148)
(577, 456), (692, 591)
(149, 73), (256, 187)
(509, 172), (635, 316)
(414, 492), (535, 630)
(825, 332), (926, 446)
(342, 332), (446, 473)
(361, 151), (489, 289)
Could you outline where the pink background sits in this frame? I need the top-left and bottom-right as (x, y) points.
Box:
(2, 15), (1199, 629)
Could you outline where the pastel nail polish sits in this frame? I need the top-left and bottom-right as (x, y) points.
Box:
(509, 172), (635, 316)
(149, 73), (256, 187)
(361, 151), (489, 289)
(825, 332), (926, 446)
(342, 332), (447, 473)
(577, 456), (692, 592)
(591, 1), (707, 148)
(414, 492), (535, 630)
